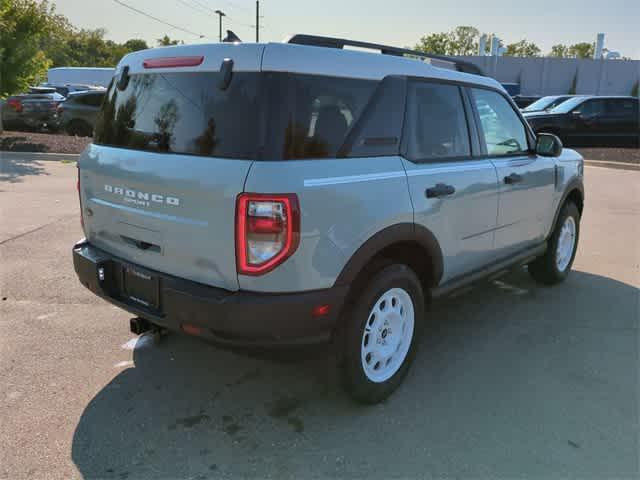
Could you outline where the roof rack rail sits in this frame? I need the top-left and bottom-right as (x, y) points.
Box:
(286, 34), (485, 76)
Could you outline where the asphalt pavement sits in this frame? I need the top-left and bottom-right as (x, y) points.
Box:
(0, 153), (638, 479)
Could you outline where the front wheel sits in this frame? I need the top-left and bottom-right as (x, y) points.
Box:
(342, 264), (424, 404)
(529, 201), (580, 285)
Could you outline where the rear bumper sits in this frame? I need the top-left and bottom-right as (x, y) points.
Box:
(73, 240), (349, 347)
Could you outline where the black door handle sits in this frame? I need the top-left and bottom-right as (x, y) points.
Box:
(504, 173), (523, 185)
(426, 183), (456, 198)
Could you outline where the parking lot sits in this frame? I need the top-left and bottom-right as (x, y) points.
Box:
(0, 154), (638, 479)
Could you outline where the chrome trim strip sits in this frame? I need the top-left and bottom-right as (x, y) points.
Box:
(407, 162), (494, 177)
(304, 171), (406, 187)
(90, 198), (208, 227)
(304, 161), (496, 187)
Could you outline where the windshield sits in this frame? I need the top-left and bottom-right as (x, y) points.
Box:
(94, 72), (377, 160)
(524, 97), (561, 112)
(524, 96), (572, 112)
(548, 96), (587, 114)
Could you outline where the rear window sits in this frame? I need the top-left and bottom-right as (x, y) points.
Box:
(93, 72), (378, 160)
(94, 72), (261, 159)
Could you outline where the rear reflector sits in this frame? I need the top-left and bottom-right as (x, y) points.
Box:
(77, 167), (83, 229)
(143, 56), (204, 69)
(181, 324), (203, 336)
(312, 304), (331, 317)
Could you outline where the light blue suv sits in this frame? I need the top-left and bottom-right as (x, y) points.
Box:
(73, 35), (584, 403)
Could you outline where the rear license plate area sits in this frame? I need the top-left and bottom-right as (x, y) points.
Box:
(123, 266), (159, 309)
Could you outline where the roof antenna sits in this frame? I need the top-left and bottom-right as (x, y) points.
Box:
(223, 30), (242, 43)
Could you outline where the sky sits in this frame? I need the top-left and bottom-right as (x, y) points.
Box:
(53, 0), (640, 59)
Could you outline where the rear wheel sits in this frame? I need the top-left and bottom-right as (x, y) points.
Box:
(529, 202), (580, 285)
(342, 264), (424, 404)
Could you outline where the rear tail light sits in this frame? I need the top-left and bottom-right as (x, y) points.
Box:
(7, 98), (22, 112)
(236, 193), (300, 276)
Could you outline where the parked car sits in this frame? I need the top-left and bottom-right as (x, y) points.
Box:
(512, 95), (541, 109)
(73, 35), (584, 404)
(47, 67), (115, 88)
(39, 83), (105, 97)
(524, 96), (640, 147)
(60, 90), (106, 137)
(522, 95), (583, 113)
(2, 92), (65, 132)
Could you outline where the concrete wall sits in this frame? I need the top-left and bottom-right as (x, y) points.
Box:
(458, 56), (640, 96)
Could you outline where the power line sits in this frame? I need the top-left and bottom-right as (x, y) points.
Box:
(216, 0), (253, 14)
(190, 0), (218, 14)
(174, 0), (211, 16)
(111, 0), (206, 38)
(225, 14), (254, 29)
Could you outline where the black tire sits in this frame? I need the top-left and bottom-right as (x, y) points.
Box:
(529, 202), (580, 285)
(342, 264), (425, 404)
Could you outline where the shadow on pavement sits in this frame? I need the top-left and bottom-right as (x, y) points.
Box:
(0, 135), (48, 153)
(0, 155), (49, 183)
(72, 269), (638, 479)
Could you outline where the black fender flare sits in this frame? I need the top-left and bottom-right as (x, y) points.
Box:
(547, 176), (584, 239)
(333, 223), (444, 288)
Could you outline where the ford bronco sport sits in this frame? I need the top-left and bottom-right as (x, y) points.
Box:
(73, 35), (584, 404)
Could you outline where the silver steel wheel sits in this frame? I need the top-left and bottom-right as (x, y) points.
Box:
(556, 216), (576, 272)
(361, 288), (415, 383)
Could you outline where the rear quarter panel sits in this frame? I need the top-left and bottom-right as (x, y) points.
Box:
(241, 156), (414, 293)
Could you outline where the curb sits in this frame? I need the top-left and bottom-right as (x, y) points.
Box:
(0, 151), (80, 161)
(584, 160), (640, 172)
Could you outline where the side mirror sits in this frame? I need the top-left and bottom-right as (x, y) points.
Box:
(571, 110), (582, 118)
(536, 133), (563, 157)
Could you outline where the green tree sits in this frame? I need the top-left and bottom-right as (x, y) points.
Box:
(414, 26), (481, 56)
(157, 35), (182, 46)
(123, 39), (149, 52)
(447, 26), (479, 56)
(568, 42), (595, 59)
(549, 44), (569, 58)
(505, 40), (541, 57)
(414, 32), (450, 55)
(0, 0), (52, 96)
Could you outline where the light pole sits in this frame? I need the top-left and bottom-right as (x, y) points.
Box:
(215, 10), (226, 42)
(255, 1), (259, 43)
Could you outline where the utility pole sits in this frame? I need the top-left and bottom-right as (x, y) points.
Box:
(215, 10), (226, 42)
(255, 1), (260, 43)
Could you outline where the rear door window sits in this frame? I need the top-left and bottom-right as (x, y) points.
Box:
(605, 99), (638, 118)
(404, 81), (471, 161)
(471, 88), (529, 156)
